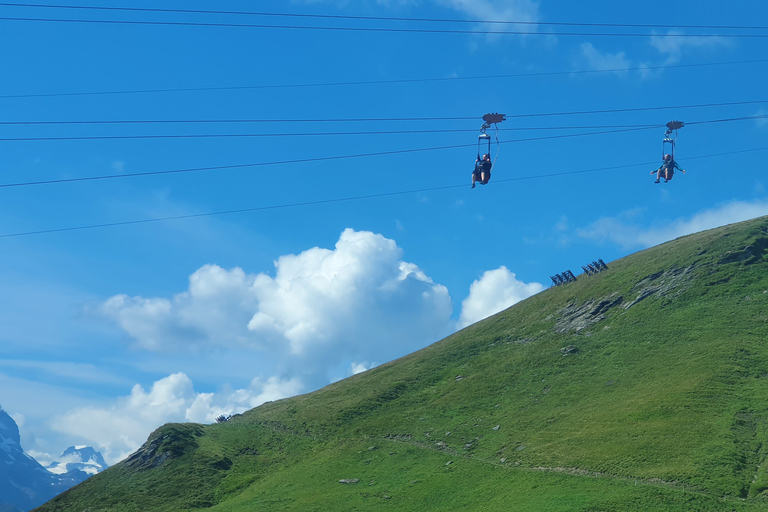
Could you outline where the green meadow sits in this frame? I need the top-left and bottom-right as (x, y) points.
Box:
(38, 216), (768, 511)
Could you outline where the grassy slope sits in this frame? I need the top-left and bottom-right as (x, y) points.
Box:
(38, 217), (768, 512)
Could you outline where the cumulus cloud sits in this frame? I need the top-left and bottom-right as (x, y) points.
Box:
(650, 30), (731, 65)
(51, 373), (301, 464)
(100, 228), (452, 381)
(577, 199), (768, 249)
(458, 266), (544, 328)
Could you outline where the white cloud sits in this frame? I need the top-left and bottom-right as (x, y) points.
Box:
(100, 228), (452, 381)
(577, 199), (768, 249)
(437, 0), (539, 25)
(51, 372), (301, 464)
(650, 30), (731, 65)
(576, 42), (656, 80)
(247, 376), (304, 407)
(0, 359), (129, 386)
(458, 266), (544, 328)
(579, 42), (631, 74)
(350, 361), (374, 375)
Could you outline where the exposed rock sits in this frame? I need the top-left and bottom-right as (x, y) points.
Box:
(718, 237), (768, 265)
(555, 293), (623, 333)
(515, 445), (526, 451)
(455, 375), (464, 381)
(123, 424), (204, 472)
(339, 479), (359, 484)
(492, 425), (500, 431)
(506, 338), (532, 344)
(624, 265), (696, 310)
(561, 345), (579, 356)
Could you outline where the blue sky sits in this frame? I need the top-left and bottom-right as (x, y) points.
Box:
(1, 0), (767, 465)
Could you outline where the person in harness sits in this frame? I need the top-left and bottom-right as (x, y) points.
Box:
(471, 153), (492, 188)
(652, 154), (685, 183)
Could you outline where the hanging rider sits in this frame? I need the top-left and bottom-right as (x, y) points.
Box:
(472, 153), (492, 188)
(652, 154), (685, 183)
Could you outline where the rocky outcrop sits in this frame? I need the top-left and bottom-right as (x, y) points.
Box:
(554, 264), (699, 333)
(718, 237), (768, 265)
(122, 424), (204, 472)
(555, 293), (623, 333)
(624, 265), (696, 310)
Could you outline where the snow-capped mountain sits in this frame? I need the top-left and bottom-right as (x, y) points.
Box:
(46, 445), (108, 476)
(0, 406), (105, 512)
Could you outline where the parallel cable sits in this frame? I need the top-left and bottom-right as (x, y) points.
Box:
(2, 99), (765, 125)
(1, 3), (767, 31)
(1, 15), (767, 38)
(0, 126), (660, 189)
(1, 114), (763, 188)
(1, 115), (764, 142)
(0, 124), (664, 142)
(3, 146), (767, 239)
(2, 60), (765, 100)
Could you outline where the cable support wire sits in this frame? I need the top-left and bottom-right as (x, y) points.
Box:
(2, 99), (766, 126)
(2, 115), (765, 142)
(2, 4), (768, 31)
(2, 59), (766, 100)
(3, 146), (768, 240)
(0, 126), (663, 189)
(1, 114), (764, 190)
(0, 124), (666, 142)
(1, 14), (767, 38)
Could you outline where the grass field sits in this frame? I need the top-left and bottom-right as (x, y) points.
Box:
(37, 216), (768, 511)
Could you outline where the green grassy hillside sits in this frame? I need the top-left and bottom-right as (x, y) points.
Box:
(38, 216), (768, 511)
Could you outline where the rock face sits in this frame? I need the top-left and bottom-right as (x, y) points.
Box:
(1, 407), (65, 511)
(0, 407), (106, 512)
(623, 265), (696, 310)
(555, 293), (623, 333)
(554, 265), (698, 334)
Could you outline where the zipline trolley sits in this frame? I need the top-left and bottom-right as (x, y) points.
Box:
(662, 120), (684, 161)
(478, 112), (506, 160)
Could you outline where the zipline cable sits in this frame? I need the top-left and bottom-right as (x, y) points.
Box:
(2, 115), (765, 142)
(2, 15), (767, 38)
(3, 146), (767, 240)
(0, 126), (663, 189)
(2, 3), (767, 31)
(0, 125), (665, 142)
(2, 60), (765, 100)
(1, 115), (764, 189)
(2, 100), (767, 125)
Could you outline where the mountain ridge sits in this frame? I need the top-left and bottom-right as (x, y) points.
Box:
(0, 407), (107, 512)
